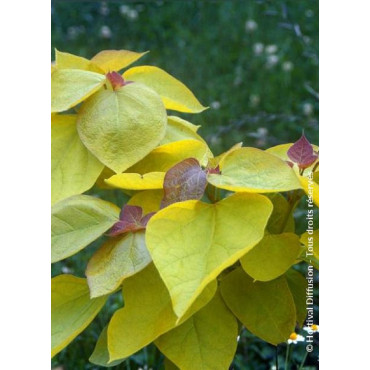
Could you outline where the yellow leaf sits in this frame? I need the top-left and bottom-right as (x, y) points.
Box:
(208, 142), (243, 169)
(51, 195), (119, 263)
(105, 172), (165, 190)
(55, 49), (104, 73)
(155, 292), (238, 370)
(145, 193), (273, 319)
(128, 139), (210, 174)
(124, 66), (207, 113)
(51, 114), (104, 205)
(51, 69), (106, 112)
(77, 82), (167, 173)
(220, 269), (296, 345)
(107, 264), (177, 361)
(51, 275), (107, 357)
(127, 190), (164, 214)
(207, 147), (302, 193)
(91, 49), (148, 73)
(161, 116), (213, 158)
(107, 264), (217, 361)
(89, 326), (125, 367)
(86, 231), (151, 298)
(240, 233), (303, 281)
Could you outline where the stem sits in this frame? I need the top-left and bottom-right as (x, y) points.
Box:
(284, 344), (291, 370)
(298, 351), (308, 369)
(276, 345), (279, 369)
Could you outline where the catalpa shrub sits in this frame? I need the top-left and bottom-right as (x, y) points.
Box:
(51, 49), (319, 369)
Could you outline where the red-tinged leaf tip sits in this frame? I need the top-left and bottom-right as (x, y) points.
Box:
(206, 165), (221, 175)
(106, 71), (133, 90)
(287, 134), (318, 169)
(286, 160), (294, 168)
(161, 158), (208, 208)
(108, 205), (154, 236)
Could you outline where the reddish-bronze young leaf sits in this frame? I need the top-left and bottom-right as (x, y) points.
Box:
(161, 158), (207, 208)
(106, 71), (132, 90)
(108, 205), (154, 236)
(287, 134), (318, 169)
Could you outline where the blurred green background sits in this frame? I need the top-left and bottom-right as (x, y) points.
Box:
(51, 1), (319, 369)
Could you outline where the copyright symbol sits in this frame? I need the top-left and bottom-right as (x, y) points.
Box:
(306, 344), (313, 352)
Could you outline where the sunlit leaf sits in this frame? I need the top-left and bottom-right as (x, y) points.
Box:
(124, 66), (207, 113)
(285, 269), (308, 327)
(161, 158), (207, 208)
(145, 193), (273, 318)
(51, 275), (107, 357)
(51, 195), (119, 263)
(207, 148), (301, 193)
(207, 142), (243, 169)
(128, 139), (210, 174)
(107, 264), (216, 361)
(127, 189), (164, 214)
(91, 49), (148, 73)
(86, 231), (151, 298)
(77, 83), (167, 173)
(220, 269), (296, 345)
(51, 114), (104, 205)
(240, 233), (303, 281)
(105, 172), (165, 191)
(155, 292), (238, 370)
(51, 69), (106, 112)
(55, 49), (104, 73)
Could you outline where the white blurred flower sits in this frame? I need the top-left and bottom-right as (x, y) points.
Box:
(237, 335), (241, 342)
(266, 55), (279, 68)
(303, 35), (311, 44)
(270, 366), (277, 370)
(211, 101), (221, 110)
(282, 61), (294, 72)
(61, 266), (73, 274)
(303, 102), (314, 116)
(119, 5), (130, 15)
(253, 42), (264, 55)
(249, 94), (260, 107)
(100, 25), (112, 39)
(99, 2), (110, 16)
(245, 19), (258, 32)
(287, 332), (305, 344)
(127, 9), (139, 20)
(265, 44), (278, 54)
(303, 324), (319, 333)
